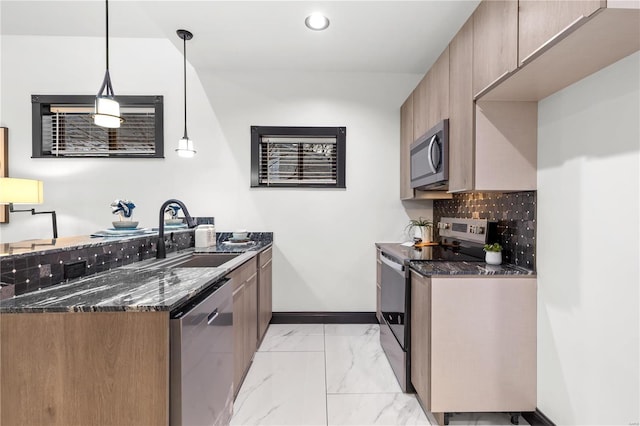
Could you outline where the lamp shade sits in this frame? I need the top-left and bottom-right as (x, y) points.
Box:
(176, 137), (196, 158)
(0, 178), (44, 204)
(94, 96), (123, 128)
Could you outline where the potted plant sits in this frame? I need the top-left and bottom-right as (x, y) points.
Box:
(110, 199), (137, 229)
(406, 217), (433, 242)
(483, 243), (503, 265)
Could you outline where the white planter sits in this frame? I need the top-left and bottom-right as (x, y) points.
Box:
(485, 251), (502, 265)
(413, 226), (432, 242)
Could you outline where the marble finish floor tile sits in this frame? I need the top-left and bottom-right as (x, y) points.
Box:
(325, 324), (402, 394)
(327, 393), (430, 426)
(230, 351), (327, 425)
(258, 323), (325, 352)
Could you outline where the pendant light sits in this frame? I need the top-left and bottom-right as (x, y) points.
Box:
(176, 29), (196, 158)
(93, 0), (123, 128)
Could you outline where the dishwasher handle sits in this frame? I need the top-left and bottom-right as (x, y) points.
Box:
(380, 254), (404, 273)
(207, 309), (219, 325)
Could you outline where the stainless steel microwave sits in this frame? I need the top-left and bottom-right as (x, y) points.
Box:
(410, 119), (449, 190)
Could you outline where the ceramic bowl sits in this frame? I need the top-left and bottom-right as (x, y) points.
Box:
(233, 230), (248, 240)
(112, 221), (139, 229)
(165, 219), (184, 225)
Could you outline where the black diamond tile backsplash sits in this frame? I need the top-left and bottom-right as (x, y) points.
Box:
(433, 191), (536, 270)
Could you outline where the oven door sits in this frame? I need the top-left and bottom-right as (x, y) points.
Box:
(380, 253), (409, 349)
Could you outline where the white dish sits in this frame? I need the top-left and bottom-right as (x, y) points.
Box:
(102, 228), (147, 235)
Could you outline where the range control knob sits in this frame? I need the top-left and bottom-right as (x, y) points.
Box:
(437, 222), (450, 230)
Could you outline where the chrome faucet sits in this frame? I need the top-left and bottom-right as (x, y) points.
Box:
(156, 199), (197, 259)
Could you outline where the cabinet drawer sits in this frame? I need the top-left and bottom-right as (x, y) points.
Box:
(259, 247), (272, 267)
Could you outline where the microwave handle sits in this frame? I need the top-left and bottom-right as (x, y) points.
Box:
(426, 135), (438, 174)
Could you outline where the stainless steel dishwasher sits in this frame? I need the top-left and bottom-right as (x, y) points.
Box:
(170, 278), (233, 426)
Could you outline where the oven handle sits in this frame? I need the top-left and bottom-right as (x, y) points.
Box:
(380, 254), (404, 273)
(426, 135), (438, 174)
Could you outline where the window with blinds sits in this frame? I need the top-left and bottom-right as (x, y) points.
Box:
(251, 126), (346, 188)
(31, 95), (164, 158)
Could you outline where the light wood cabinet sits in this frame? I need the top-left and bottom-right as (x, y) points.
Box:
(426, 47), (449, 131)
(447, 17), (474, 193)
(400, 94), (414, 200)
(376, 249), (382, 323)
(518, 0), (603, 66)
(258, 247), (273, 342)
(410, 271), (431, 411)
(413, 75), (430, 140)
(472, 0), (518, 97)
(1, 312), (169, 425)
(229, 256), (258, 397)
(410, 272), (537, 423)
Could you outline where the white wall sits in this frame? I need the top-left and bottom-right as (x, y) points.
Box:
(0, 34), (429, 311)
(537, 52), (639, 425)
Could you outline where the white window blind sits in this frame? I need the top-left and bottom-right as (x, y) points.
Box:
(259, 136), (337, 185)
(42, 105), (156, 157)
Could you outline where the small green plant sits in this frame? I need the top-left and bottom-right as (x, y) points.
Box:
(405, 217), (433, 233)
(483, 243), (503, 252)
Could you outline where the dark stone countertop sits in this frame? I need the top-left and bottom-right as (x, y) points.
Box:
(409, 260), (535, 277)
(0, 234), (272, 314)
(376, 242), (535, 276)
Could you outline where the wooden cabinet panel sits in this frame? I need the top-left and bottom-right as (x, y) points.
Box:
(448, 17), (474, 193)
(426, 47), (449, 131)
(413, 75), (430, 140)
(518, 0), (604, 65)
(258, 247), (273, 342)
(472, 0), (518, 97)
(232, 281), (245, 397)
(376, 249), (382, 323)
(410, 271), (431, 410)
(1, 312), (169, 426)
(400, 93), (414, 200)
(245, 272), (258, 365)
(429, 277), (536, 412)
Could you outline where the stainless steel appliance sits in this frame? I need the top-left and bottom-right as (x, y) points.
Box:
(410, 119), (449, 190)
(170, 278), (234, 426)
(379, 217), (498, 393)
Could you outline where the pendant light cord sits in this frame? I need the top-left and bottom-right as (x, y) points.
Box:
(183, 35), (188, 140)
(105, 0), (110, 71)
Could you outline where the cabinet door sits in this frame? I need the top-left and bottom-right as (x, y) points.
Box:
(413, 75), (430, 140)
(472, 0), (518, 97)
(400, 93), (414, 200)
(376, 250), (382, 323)
(258, 248), (273, 341)
(244, 271), (258, 367)
(410, 271), (431, 410)
(448, 17), (474, 192)
(426, 47), (449, 130)
(518, 0), (603, 65)
(232, 281), (245, 397)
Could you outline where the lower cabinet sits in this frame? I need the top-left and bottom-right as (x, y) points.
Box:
(258, 247), (273, 342)
(376, 249), (382, 323)
(410, 271), (536, 423)
(231, 247), (273, 398)
(229, 256), (258, 397)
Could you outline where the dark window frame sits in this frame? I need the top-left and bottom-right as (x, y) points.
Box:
(250, 126), (346, 189)
(31, 94), (164, 158)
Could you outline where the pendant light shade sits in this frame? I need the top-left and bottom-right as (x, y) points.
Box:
(93, 0), (123, 128)
(176, 29), (196, 158)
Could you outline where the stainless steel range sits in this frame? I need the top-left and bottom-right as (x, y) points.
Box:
(378, 217), (498, 392)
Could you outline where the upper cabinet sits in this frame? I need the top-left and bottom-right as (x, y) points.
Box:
(448, 17), (474, 193)
(472, 0), (518, 98)
(518, 0), (604, 66)
(481, 1), (639, 101)
(413, 48), (450, 140)
(400, 94), (414, 200)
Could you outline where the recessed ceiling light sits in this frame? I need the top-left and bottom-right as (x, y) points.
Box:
(305, 13), (330, 31)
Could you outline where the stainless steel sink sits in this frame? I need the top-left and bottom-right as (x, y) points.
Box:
(174, 253), (240, 268)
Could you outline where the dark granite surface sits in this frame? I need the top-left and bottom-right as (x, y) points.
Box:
(0, 233), (273, 313)
(409, 260), (535, 277)
(376, 243), (534, 277)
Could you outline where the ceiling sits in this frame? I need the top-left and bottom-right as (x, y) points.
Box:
(1, 1), (480, 74)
